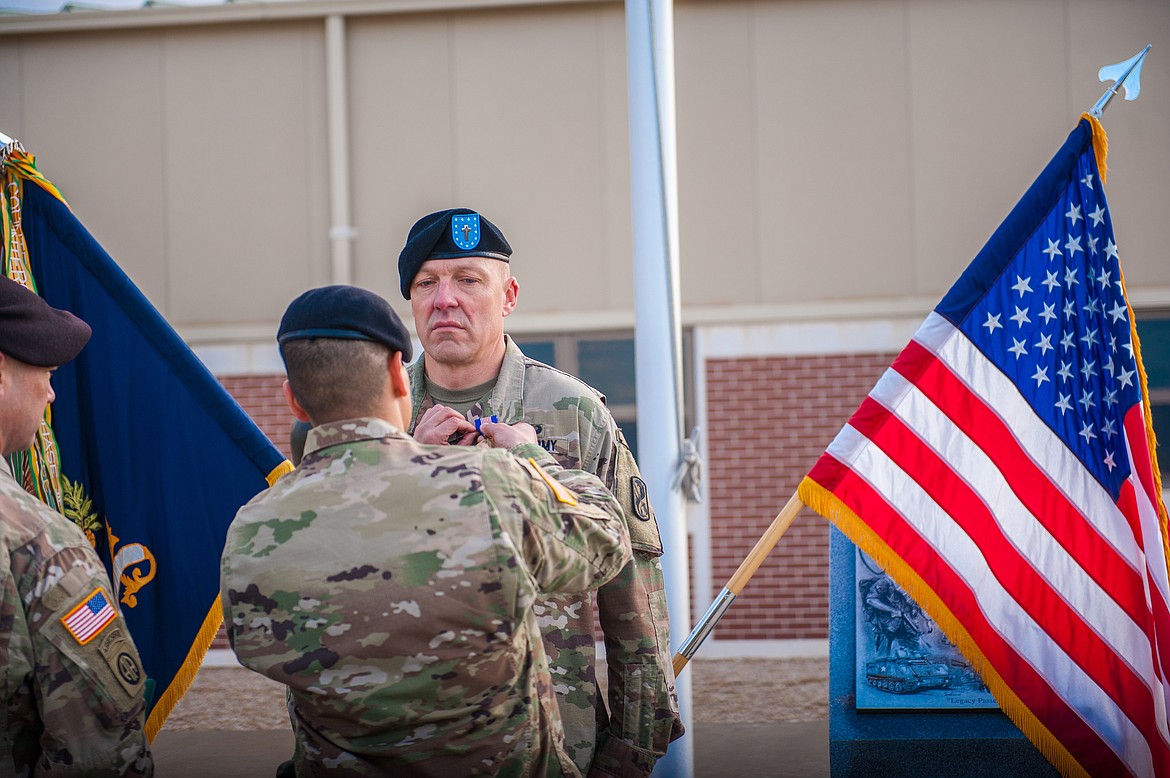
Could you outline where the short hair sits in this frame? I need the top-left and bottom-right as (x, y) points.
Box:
(280, 338), (391, 423)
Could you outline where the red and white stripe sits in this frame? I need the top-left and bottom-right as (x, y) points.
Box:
(807, 312), (1170, 777)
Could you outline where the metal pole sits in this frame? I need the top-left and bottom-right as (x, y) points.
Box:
(325, 14), (355, 286)
(625, 1), (691, 775)
(673, 493), (805, 676)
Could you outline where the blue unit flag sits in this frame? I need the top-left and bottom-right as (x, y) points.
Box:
(1, 144), (292, 739)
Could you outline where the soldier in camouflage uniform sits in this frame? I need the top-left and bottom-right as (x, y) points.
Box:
(398, 209), (684, 777)
(0, 276), (153, 777)
(221, 285), (632, 776)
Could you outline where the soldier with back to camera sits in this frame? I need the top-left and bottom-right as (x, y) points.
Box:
(223, 284), (633, 776)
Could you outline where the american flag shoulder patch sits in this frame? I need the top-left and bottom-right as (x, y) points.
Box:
(61, 587), (117, 645)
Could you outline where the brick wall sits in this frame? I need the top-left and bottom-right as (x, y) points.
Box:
(218, 374), (294, 461)
(704, 353), (894, 640)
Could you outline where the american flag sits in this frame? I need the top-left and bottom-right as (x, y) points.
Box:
(799, 115), (1170, 777)
(62, 588), (117, 645)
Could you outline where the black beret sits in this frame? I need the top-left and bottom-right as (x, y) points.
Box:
(397, 208), (512, 299)
(0, 275), (91, 367)
(278, 285), (412, 362)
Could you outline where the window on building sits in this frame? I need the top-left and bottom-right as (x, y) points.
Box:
(510, 331), (693, 461)
(1135, 313), (1170, 478)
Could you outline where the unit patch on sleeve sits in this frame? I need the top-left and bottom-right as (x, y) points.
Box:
(630, 476), (652, 521)
(61, 587), (117, 645)
(97, 628), (145, 698)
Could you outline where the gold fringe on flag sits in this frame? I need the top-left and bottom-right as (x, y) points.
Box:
(797, 477), (1090, 778)
(267, 459), (294, 485)
(145, 598), (225, 742)
(1081, 112), (1108, 185)
(1119, 265), (1170, 594)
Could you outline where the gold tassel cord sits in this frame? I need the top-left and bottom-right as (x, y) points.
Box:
(2, 145), (69, 207)
(2, 152), (66, 516)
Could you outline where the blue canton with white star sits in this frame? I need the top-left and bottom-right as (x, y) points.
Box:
(938, 122), (1139, 499)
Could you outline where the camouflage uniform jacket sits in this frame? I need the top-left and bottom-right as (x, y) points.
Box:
(0, 461), (153, 777)
(409, 337), (684, 777)
(220, 417), (631, 777)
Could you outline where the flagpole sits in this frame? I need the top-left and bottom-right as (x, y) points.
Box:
(672, 493), (805, 676)
(1089, 44), (1151, 117)
(625, 1), (693, 774)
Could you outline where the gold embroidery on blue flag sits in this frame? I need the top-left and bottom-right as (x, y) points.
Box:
(61, 475), (101, 547)
(107, 524), (157, 608)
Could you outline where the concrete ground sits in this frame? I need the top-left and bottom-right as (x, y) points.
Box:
(151, 656), (829, 777)
(153, 723), (829, 777)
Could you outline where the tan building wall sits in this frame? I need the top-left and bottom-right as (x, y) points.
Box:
(2, 0), (1167, 344)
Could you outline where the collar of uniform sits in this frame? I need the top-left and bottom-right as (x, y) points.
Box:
(407, 355), (427, 432)
(0, 455), (13, 481)
(303, 417), (406, 458)
(407, 335), (526, 430)
(489, 335), (527, 422)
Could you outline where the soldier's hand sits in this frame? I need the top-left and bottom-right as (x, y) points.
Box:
(414, 404), (478, 445)
(479, 421), (538, 449)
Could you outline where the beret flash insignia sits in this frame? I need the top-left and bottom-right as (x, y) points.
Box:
(451, 213), (482, 250)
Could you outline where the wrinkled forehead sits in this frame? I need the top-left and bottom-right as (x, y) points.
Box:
(2, 355), (55, 384)
(416, 255), (510, 279)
